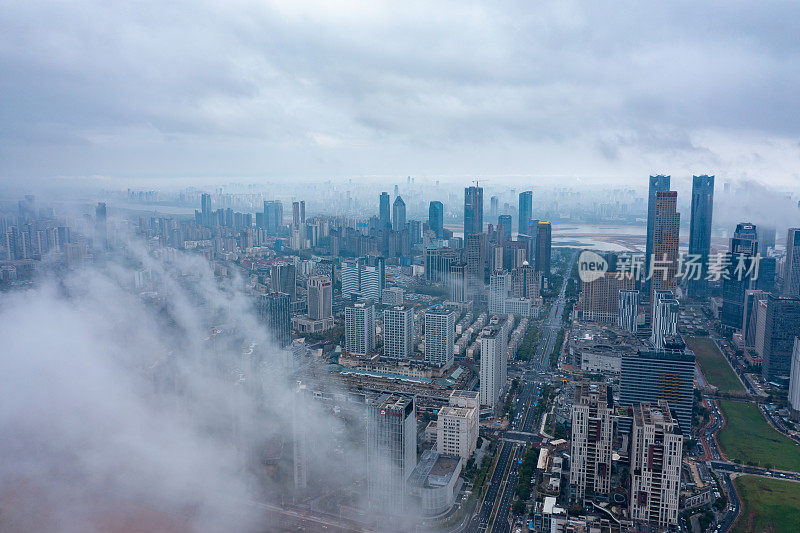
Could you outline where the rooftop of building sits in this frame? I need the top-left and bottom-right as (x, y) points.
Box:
(439, 405), (475, 418)
(407, 450), (461, 488)
(450, 390), (479, 399)
(634, 401), (677, 428)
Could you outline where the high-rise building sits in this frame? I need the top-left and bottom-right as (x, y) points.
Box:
(497, 215), (512, 242)
(258, 292), (291, 347)
(688, 175), (714, 298)
(649, 191), (680, 306)
(425, 247), (456, 283)
(489, 195), (499, 219)
(465, 233), (486, 301)
(570, 381), (614, 502)
(721, 223), (758, 330)
(271, 262), (297, 302)
(645, 175), (671, 299)
(341, 256), (385, 301)
(783, 228), (800, 298)
(742, 290), (769, 347)
(307, 275), (333, 320)
(425, 306), (455, 368)
(383, 305), (415, 360)
(576, 272), (635, 323)
(95, 202), (108, 251)
(449, 263), (467, 303)
(200, 193), (212, 228)
(367, 394), (417, 515)
(789, 339), (800, 414)
(510, 261), (540, 300)
(519, 191), (532, 235)
(437, 390), (479, 459)
(760, 295), (800, 384)
(292, 200), (306, 227)
(629, 402), (682, 528)
(345, 301), (376, 355)
(428, 201), (444, 238)
(479, 325), (506, 409)
(379, 192), (391, 228)
(651, 294), (679, 349)
(464, 186), (483, 237)
(757, 256), (777, 292)
(382, 287), (405, 306)
(535, 222), (552, 277)
(263, 200), (283, 234)
(489, 270), (511, 314)
(620, 345), (695, 437)
(618, 290), (640, 333)
(392, 196), (406, 231)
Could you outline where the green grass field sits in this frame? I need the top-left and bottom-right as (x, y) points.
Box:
(686, 336), (746, 393)
(718, 400), (800, 471)
(733, 475), (800, 533)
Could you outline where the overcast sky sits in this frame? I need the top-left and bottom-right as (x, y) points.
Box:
(2, 0), (800, 187)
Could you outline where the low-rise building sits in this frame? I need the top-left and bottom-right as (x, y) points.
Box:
(407, 450), (463, 517)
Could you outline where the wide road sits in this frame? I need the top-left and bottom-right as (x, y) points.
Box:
(468, 441), (512, 533)
(532, 251), (577, 372)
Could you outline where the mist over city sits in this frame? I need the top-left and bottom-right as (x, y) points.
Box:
(3, 2), (800, 533)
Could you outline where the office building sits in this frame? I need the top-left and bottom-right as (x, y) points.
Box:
(345, 301), (376, 355)
(688, 175), (714, 298)
(271, 262), (297, 302)
(258, 292), (291, 347)
(570, 381), (614, 502)
(95, 202), (107, 251)
(618, 290), (640, 333)
(576, 272), (635, 323)
(292, 200), (306, 228)
(341, 256), (385, 301)
(425, 306), (455, 368)
(535, 222), (552, 277)
(629, 402), (682, 528)
(489, 195), (499, 218)
(262, 200), (283, 234)
(742, 290), (769, 347)
(756, 256), (776, 292)
(449, 263), (467, 303)
(425, 247), (456, 283)
(383, 305), (415, 360)
(761, 295), (800, 384)
(497, 215), (512, 242)
(519, 191), (532, 234)
(620, 345), (695, 437)
(721, 223), (758, 330)
(479, 326), (506, 409)
(789, 340), (800, 415)
(783, 228), (800, 298)
(379, 192), (391, 228)
(367, 394), (417, 515)
(651, 292), (679, 349)
(392, 196), (406, 231)
(407, 450), (462, 518)
(645, 175), (671, 298)
(510, 261), (540, 300)
(201, 193), (212, 228)
(437, 390), (479, 460)
(428, 201), (444, 238)
(489, 270), (511, 314)
(649, 191), (680, 305)
(464, 186), (483, 237)
(307, 275), (332, 320)
(465, 233), (486, 300)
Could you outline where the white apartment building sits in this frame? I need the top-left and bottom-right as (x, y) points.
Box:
(425, 306), (455, 368)
(569, 381), (614, 501)
(345, 301), (376, 355)
(383, 305), (414, 360)
(629, 401), (683, 528)
(479, 325), (506, 409)
(437, 390), (479, 459)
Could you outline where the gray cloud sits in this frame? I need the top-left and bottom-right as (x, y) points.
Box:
(1, 0), (800, 185)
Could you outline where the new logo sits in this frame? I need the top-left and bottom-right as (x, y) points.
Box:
(578, 250), (608, 283)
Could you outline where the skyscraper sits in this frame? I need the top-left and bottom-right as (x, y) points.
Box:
(392, 196), (406, 231)
(570, 381), (613, 502)
(258, 292), (291, 347)
(307, 275), (333, 320)
(620, 345), (695, 437)
(464, 186), (483, 237)
(789, 340), (800, 414)
(618, 290), (640, 333)
(428, 201), (444, 238)
(449, 263), (467, 303)
(379, 192), (391, 228)
(721, 223), (758, 330)
(465, 233), (486, 301)
(497, 214), (512, 242)
(645, 175), (671, 298)
(688, 175), (714, 298)
(535, 222), (552, 277)
(263, 200), (283, 234)
(742, 290), (769, 347)
(489, 195), (499, 218)
(519, 191), (532, 234)
(341, 256), (385, 301)
(479, 326), (506, 409)
(95, 202), (108, 251)
(345, 301), (376, 355)
(383, 305), (414, 360)
(629, 402), (682, 528)
(201, 193), (212, 228)
(760, 295), (800, 384)
(424, 306), (455, 368)
(489, 270), (511, 314)
(651, 293), (679, 349)
(271, 262), (297, 302)
(649, 191), (679, 306)
(367, 394), (417, 515)
(783, 228), (800, 298)
(576, 272), (635, 323)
